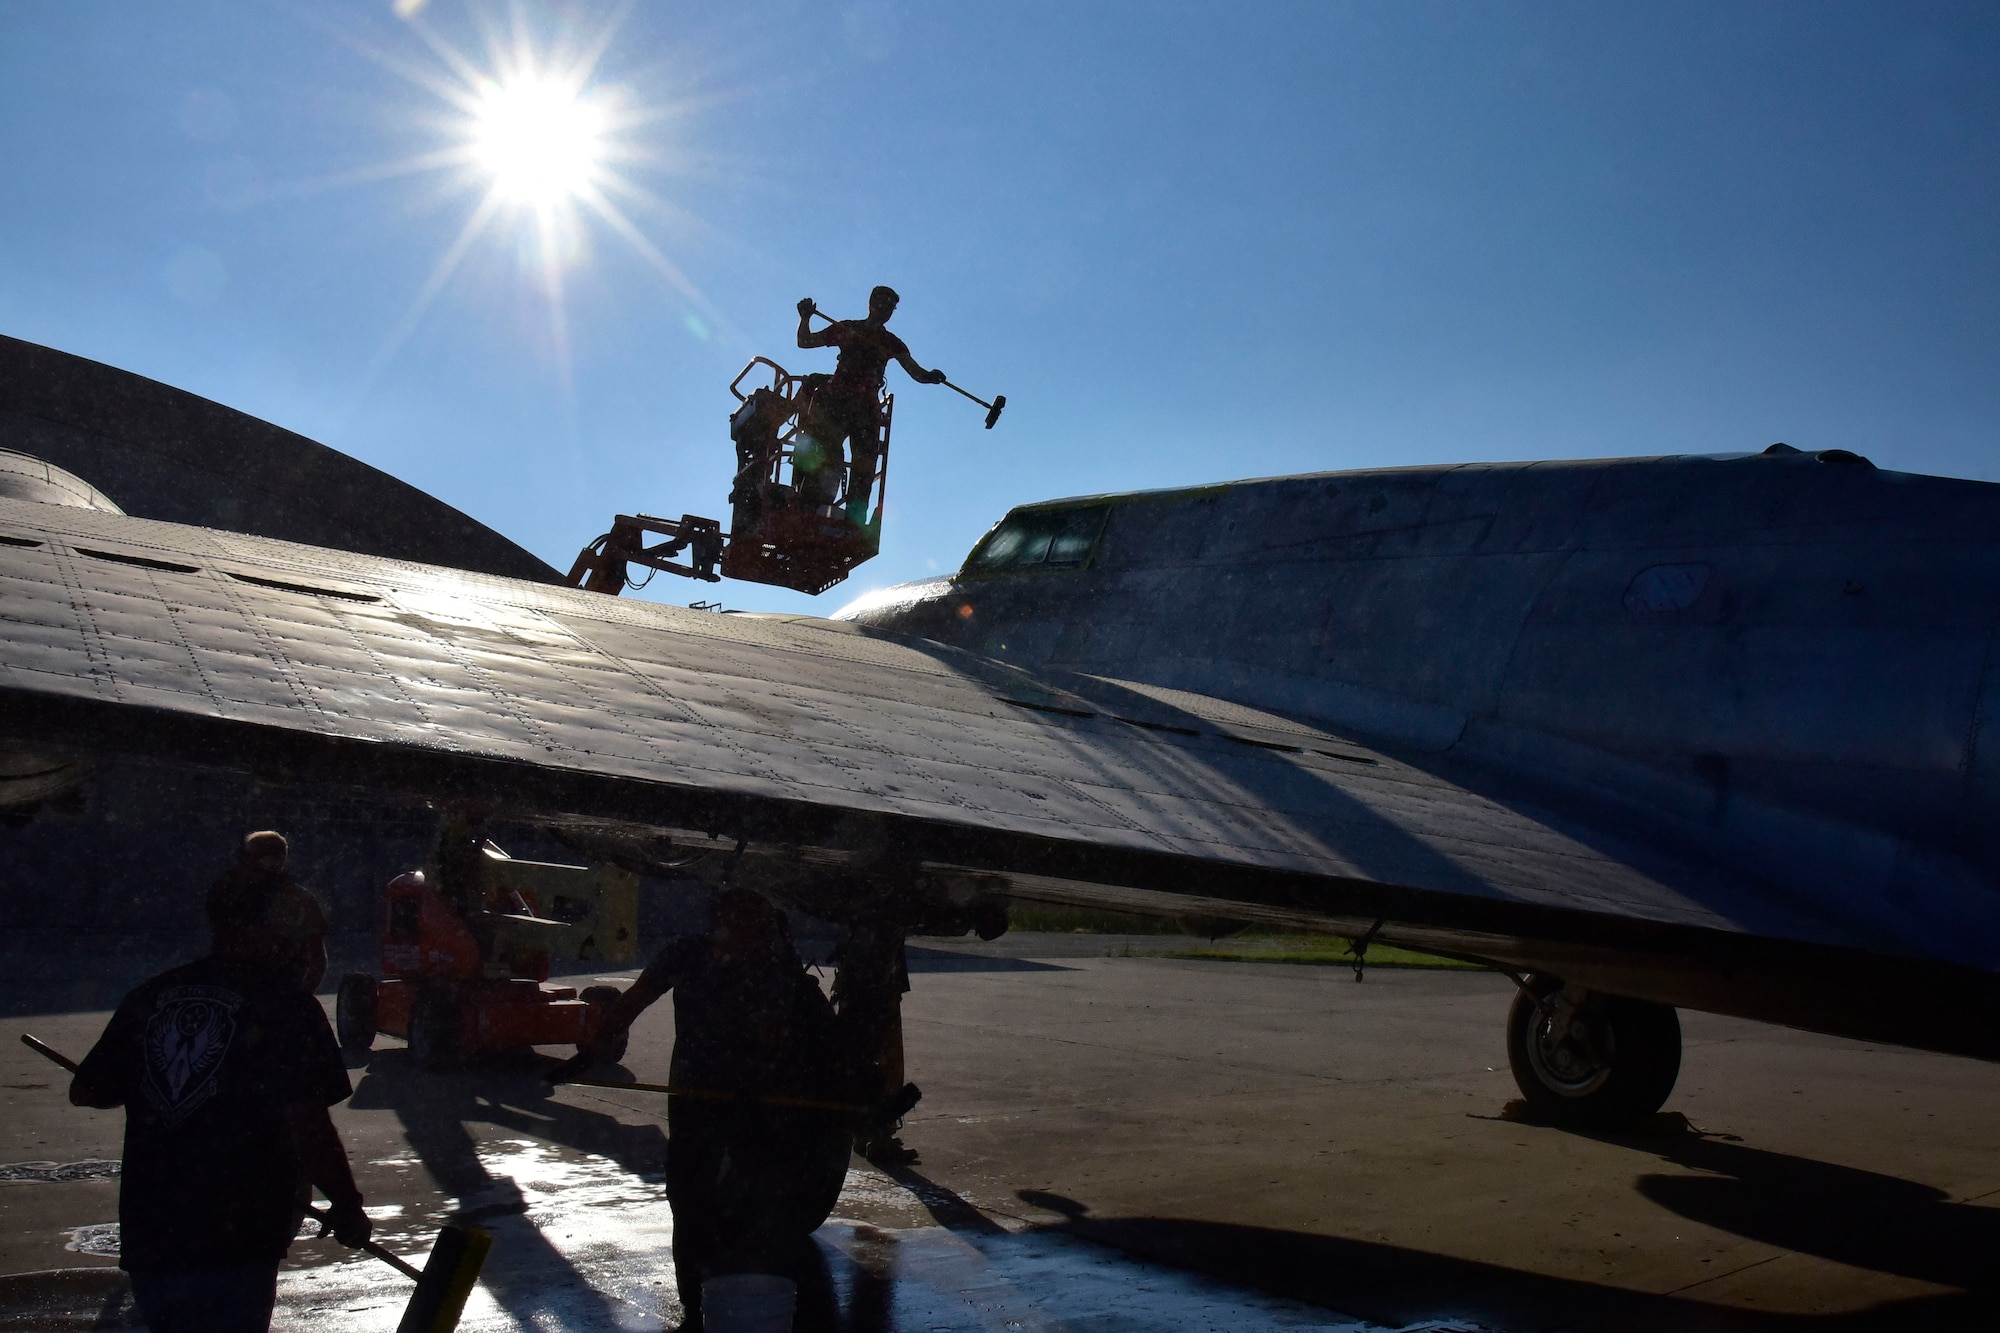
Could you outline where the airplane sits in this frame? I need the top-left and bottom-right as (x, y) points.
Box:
(2, 331), (1997, 1133)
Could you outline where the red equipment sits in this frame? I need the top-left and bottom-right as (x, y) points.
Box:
(565, 357), (890, 597)
(336, 865), (633, 1071)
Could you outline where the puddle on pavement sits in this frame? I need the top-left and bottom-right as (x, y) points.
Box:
(272, 1139), (1484, 1332)
(0, 1158), (120, 1183)
(62, 1223), (119, 1258)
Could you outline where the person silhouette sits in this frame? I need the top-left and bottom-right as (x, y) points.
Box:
(796, 286), (945, 524)
(562, 888), (860, 1330)
(71, 833), (371, 1333)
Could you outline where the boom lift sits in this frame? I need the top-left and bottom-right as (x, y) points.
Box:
(566, 357), (893, 597)
(335, 829), (640, 1070)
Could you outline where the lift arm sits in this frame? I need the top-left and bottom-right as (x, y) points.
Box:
(565, 513), (724, 593)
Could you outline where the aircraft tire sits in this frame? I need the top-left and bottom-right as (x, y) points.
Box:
(335, 972), (377, 1054)
(784, 1118), (856, 1236)
(409, 988), (462, 1071)
(1506, 977), (1681, 1130)
(580, 985), (629, 1065)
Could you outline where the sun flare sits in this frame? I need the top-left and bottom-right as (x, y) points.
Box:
(472, 74), (604, 208)
(327, 6), (722, 380)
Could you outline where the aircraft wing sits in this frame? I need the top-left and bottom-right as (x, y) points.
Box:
(3, 497), (1997, 1057)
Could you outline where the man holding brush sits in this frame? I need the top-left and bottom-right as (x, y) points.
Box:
(796, 286), (947, 524)
(67, 832), (372, 1333)
(565, 886), (860, 1330)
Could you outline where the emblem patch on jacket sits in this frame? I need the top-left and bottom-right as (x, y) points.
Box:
(141, 986), (242, 1128)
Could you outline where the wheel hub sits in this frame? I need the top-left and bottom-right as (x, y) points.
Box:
(1526, 995), (1614, 1097)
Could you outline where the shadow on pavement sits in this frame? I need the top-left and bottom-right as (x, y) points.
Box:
(1618, 1130), (2000, 1294)
(824, 1225), (898, 1333)
(902, 945), (1067, 973)
(347, 1047), (667, 1330)
(1010, 1189), (2000, 1333)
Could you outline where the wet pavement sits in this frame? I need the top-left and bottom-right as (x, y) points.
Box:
(0, 1081), (1481, 1332)
(4, 936), (2000, 1330)
(266, 1143), (1478, 1332)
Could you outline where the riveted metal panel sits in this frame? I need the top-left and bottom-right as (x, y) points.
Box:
(9, 496), (2000, 981)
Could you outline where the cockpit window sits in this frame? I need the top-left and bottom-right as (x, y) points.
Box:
(964, 505), (1109, 575)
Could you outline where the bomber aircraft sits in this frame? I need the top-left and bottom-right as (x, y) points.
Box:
(2, 332), (1998, 1131)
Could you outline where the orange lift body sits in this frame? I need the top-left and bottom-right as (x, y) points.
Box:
(335, 853), (638, 1069)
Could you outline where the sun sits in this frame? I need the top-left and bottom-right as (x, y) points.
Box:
(471, 74), (604, 208)
(321, 4), (724, 382)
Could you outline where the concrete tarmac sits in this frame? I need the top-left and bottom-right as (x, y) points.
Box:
(3, 935), (1997, 1330)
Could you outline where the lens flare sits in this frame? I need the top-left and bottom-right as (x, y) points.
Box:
(472, 75), (604, 207)
(314, 5), (727, 384)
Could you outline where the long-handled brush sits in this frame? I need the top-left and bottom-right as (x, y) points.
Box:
(21, 1033), (490, 1333)
(548, 1066), (869, 1114)
(546, 1063), (923, 1127)
(302, 1205), (490, 1333)
(802, 303), (1007, 427)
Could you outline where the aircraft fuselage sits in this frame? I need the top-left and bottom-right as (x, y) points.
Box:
(838, 450), (2000, 978)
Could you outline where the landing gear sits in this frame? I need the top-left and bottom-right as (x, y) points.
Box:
(1505, 976), (1681, 1129)
(335, 972), (377, 1055)
(579, 984), (629, 1065)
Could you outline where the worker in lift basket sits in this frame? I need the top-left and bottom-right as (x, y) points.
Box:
(563, 887), (864, 1332)
(68, 832), (371, 1333)
(796, 285), (947, 525)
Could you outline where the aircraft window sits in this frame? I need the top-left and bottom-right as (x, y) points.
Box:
(966, 505), (1108, 575)
(991, 525), (1051, 568)
(75, 547), (200, 575)
(1045, 508), (1105, 566)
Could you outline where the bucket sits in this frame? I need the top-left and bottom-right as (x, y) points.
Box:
(700, 1273), (797, 1333)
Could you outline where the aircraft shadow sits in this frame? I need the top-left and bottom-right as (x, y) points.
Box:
(1602, 1127), (2000, 1294)
(0, 976), (137, 1019)
(860, 1155), (1997, 1333)
(1008, 1187), (1999, 1333)
(0, 946), (206, 1018)
(901, 944), (1067, 973)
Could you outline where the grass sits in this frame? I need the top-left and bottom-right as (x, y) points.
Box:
(1005, 906), (1189, 934)
(1146, 934), (1480, 970)
(1003, 906), (1478, 970)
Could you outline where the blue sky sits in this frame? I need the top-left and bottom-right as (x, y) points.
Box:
(2, 1), (1997, 613)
